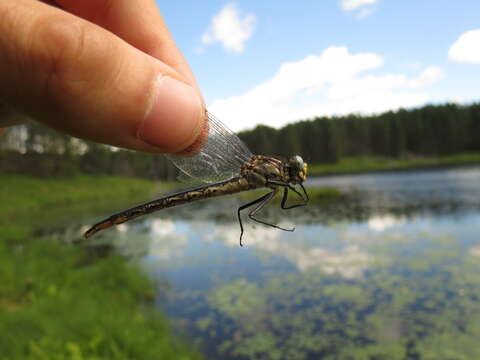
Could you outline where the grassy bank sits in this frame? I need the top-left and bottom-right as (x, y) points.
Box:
(0, 175), (202, 359)
(309, 152), (480, 176)
(1, 174), (168, 217)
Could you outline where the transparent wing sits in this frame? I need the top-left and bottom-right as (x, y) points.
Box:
(166, 112), (253, 183)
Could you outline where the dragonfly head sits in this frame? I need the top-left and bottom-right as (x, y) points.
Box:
(288, 155), (308, 184)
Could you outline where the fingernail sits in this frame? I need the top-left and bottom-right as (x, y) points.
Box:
(138, 76), (203, 153)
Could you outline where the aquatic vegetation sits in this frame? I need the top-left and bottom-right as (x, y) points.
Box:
(178, 235), (480, 360)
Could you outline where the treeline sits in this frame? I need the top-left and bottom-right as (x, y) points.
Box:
(1, 103), (479, 179)
(0, 122), (177, 180)
(239, 103), (480, 163)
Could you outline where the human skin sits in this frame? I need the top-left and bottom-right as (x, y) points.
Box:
(0, 0), (206, 154)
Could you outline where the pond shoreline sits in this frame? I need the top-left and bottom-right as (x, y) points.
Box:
(311, 162), (480, 178)
(308, 154), (480, 178)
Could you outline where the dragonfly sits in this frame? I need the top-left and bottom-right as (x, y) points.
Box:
(84, 111), (309, 246)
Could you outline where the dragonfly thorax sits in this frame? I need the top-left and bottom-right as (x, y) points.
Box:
(241, 155), (282, 187)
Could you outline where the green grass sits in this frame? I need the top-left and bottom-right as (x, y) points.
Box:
(0, 175), (203, 360)
(308, 152), (480, 176)
(0, 175), (155, 219)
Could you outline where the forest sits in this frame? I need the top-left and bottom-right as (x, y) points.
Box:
(1, 102), (479, 179)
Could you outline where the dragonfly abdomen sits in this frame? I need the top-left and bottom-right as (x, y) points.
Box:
(84, 177), (254, 238)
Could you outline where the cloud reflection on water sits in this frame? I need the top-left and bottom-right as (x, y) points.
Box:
(148, 219), (188, 261)
(368, 214), (406, 231)
(169, 220), (375, 279)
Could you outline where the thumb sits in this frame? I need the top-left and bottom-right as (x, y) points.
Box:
(0, 0), (204, 153)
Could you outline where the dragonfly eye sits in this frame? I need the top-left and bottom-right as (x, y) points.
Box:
(289, 155), (304, 174)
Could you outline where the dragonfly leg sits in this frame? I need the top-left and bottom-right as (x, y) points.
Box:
(300, 183), (309, 202)
(248, 189), (295, 233)
(268, 180), (309, 209)
(280, 186), (309, 210)
(238, 191), (275, 247)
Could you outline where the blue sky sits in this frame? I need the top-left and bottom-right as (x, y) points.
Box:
(156, 0), (480, 131)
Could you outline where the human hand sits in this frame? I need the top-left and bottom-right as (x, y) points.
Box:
(0, 0), (205, 154)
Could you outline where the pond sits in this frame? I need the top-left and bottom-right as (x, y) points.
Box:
(83, 166), (480, 360)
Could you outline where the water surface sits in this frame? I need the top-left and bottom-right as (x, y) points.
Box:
(86, 166), (480, 360)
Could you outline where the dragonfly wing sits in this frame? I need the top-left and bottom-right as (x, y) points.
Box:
(166, 112), (253, 183)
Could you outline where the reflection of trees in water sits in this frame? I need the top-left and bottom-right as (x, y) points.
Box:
(180, 236), (480, 360)
(308, 167), (480, 225)
(305, 187), (480, 226)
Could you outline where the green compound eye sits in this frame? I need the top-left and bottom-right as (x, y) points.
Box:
(289, 155), (304, 172)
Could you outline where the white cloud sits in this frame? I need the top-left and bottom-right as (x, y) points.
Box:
(448, 29), (480, 64)
(341, 0), (377, 18)
(201, 3), (256, 53)
(209, 46), (444, 131)
(341, 0), (377, 11)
